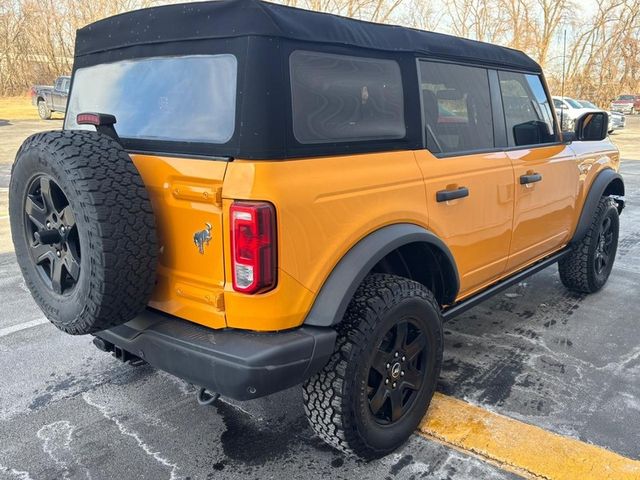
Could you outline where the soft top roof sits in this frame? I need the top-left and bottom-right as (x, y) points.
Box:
(75, 0), (541, 73)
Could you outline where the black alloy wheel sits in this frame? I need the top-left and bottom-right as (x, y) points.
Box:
(368, 318), (427, 424)
(594, 214), (614, 278)
(24, 174), (81, 295)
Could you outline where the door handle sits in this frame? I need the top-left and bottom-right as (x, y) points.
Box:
(436, 186), (469, 202)
(520, 173), (542, 185)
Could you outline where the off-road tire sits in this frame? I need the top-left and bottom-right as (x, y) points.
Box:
(558, 196), (619, 293)
(303, 273), (443, 459)
(38, 100), (52, 120)
(9, 130), (158, 335)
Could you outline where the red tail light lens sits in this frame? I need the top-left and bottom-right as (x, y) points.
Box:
(230, 201), (276, 294)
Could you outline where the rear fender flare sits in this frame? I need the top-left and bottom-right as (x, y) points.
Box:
(572, 168), (624, 244)
(303, 223), (459, 327)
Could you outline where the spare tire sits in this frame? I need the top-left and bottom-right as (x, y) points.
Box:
(9, 130), (158, 335)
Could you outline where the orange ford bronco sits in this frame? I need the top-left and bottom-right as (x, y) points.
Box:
(9, 0), (624, 459)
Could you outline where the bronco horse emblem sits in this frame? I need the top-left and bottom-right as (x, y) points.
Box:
(193, 223), (212, 254)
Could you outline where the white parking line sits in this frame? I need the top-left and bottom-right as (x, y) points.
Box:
(0, 318), (49, 338)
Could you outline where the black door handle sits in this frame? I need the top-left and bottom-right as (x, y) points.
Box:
(436, 186), (469, 202)
(520, 173), (542, 185)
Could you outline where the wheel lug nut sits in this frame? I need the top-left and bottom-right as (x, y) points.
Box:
(395, 352), (399, 358)
(56, 250), (61, 257)
(401, 371), (405, 376)
(46, 221), (51, 228)
(386, 363), (390, 369)
(401, 356), (406, 362)
(392, 382), (397, 388)
(60, 226), (65, 233)
(385, 379), (389, 384)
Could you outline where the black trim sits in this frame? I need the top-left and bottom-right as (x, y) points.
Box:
(488, 69), (508, 148)
(520, 173), (542, 184)
(429, 142), (567, 160)
(436, 186), (469, 202)
(126, 149), (233, 162)
(95, 309), (337, 400)
(304, 223), (459, 327)
(572, 169), (624, 245)
(442, 249), (570, 320)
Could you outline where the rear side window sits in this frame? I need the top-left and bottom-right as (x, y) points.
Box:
(499, 72), (557, 147)
(290, 50), (405, 144)
(418, 61), (494, 155)
(65, 54), (237, 144)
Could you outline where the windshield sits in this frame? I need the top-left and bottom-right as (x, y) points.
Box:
(65, 55), (237, 144)
(617, 95), (635, 101)
(578, 100), (597, 108)
(564, 98), (583, 109)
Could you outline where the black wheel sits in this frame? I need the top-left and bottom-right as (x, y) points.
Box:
(303, 274), (443, 459)
(38, 100), (51, 120)
(9, 130), (158, 335)
(23, 174), (81, 295)
(559, 196), (619, 293)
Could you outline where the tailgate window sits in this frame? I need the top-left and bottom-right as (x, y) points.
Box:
(65, 55), (237, 144)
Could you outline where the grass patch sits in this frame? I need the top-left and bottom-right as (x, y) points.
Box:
(0, 96), (63, 121)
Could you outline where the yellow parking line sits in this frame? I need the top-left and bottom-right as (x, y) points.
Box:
(419, 393), (640, 480)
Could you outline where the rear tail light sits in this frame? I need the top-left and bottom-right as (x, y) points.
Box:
(230, 201), (276, 294)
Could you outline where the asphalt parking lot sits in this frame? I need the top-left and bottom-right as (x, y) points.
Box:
(0, 116), (639, 479)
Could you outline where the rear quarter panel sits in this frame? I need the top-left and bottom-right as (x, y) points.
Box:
(222, 151), (428, 330)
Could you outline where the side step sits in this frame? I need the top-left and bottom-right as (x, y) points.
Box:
(442, 249), (570, 321)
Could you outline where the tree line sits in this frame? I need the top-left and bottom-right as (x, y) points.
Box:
(1, 0), (638, 106)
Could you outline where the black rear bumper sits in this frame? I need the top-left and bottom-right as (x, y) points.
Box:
(95, 310), (336, 400)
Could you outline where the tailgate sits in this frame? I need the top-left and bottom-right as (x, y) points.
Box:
(130, 153), (228, 329)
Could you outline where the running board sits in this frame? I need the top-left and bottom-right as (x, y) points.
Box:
(442, 249), (570, 321)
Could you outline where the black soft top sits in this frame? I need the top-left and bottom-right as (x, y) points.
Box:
(75, 0), (540, 73)
(70, 0), (544, 159)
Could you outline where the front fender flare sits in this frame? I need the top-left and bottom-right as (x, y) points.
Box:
(572, 169), (624, 245)
(303, 223), (459, 327)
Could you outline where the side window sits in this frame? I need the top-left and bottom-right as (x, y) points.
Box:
(62, 78), (70, 93)
(290, 50), (405, 144)
(553, 98), (565, 110)
(499, 71), (557, 147)
(54, 78), (63, 91)
(418, 61), (494, 154)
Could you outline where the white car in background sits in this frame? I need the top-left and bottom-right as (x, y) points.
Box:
(552, 96), (600, 131)
(577, 99), (625, 134)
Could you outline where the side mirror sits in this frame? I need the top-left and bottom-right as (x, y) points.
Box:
(512, 120), (553, 146)
(575, 111), (608, 141)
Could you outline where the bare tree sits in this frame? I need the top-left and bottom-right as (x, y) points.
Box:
(0, 0), (638, 102)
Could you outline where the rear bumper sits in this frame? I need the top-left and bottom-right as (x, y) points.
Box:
(95, 309), (336, 400)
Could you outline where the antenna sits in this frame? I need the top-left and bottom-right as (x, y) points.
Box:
(560, 29), (567, 130)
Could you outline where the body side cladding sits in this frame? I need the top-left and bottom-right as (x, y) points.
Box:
(572, 169), (624, 245)
(303, 223), (459, 327)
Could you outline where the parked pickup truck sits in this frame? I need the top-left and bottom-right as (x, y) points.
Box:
(31, 76), (70, 119)
(610, 94), (640, 115)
